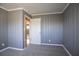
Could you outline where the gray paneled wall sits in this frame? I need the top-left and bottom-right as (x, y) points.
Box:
(41, 14), (63, 44)
(0, 8), (8, 50)
(1, 3), (79, 56)
(8, 10), (24, 49)
(33, 14), (63, 44)
(63, 4), (79, 56)
(8, 10), (31, 49)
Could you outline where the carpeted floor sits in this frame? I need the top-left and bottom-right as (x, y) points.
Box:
(0, 44), (69, 56)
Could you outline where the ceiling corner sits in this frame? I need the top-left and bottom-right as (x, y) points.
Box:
(61, 3), (70, 13)
(0, 5), (8, 11)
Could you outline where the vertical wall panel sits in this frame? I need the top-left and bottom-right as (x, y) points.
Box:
(8, 10), (31, 49)
(41, 14), (63, 44)
(63, 4), (79, 55)
(77, 4), (79, 55)
(8, 10), (23, 49)
(0, 8), (8, 50)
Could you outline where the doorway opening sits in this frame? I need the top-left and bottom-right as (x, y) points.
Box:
(24, 16), (30, 48)
(30, 18), (41, 44)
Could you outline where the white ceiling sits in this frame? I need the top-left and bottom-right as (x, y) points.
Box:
(0, 3), (68, 16)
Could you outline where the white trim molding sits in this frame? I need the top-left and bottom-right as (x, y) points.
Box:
(0, 4), (70, 16)
(0, 44), (72, 56)
(8, 47), (24, 51)
(7, 8), (24, 11)
(0, 47), (24, 52)
(0, 6), (24, 11)
(32, 12), (63, 16)
(62, 3), (70, 12)
(41, 43), (72, 56)
(0, 47), (9, 52)
(41, 43), (63, 46)
(0, 6), (8, 11)
(62, 45), (72, 56)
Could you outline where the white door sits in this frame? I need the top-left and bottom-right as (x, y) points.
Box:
(30, 18), (41, 44)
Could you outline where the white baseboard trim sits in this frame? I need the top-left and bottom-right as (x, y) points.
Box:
(30, 43), (41, 45)
(0, 47), (24, 52)
(62, 45), (72, 56)
(0, 47), (9, 52)
(40, 43), (72, 56)
(8, 47), (24, 51)
(0, 44), (72, 56)
(41, 43), (63, 46)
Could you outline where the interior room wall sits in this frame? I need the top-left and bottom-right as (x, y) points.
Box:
(0, 7), (32, 49)
(33, 14), (63, 44)
(1, 3), (79, 56)
(8, 10), (24, 49)
(0, 8), (8, 50)
(63, 3), (79, 56)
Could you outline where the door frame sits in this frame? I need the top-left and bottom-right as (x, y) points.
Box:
(23, 15), (31, 48)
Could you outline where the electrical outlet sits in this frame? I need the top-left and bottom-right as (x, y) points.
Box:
(2, 43), (5, 46)
(49, 40), (51, 43)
